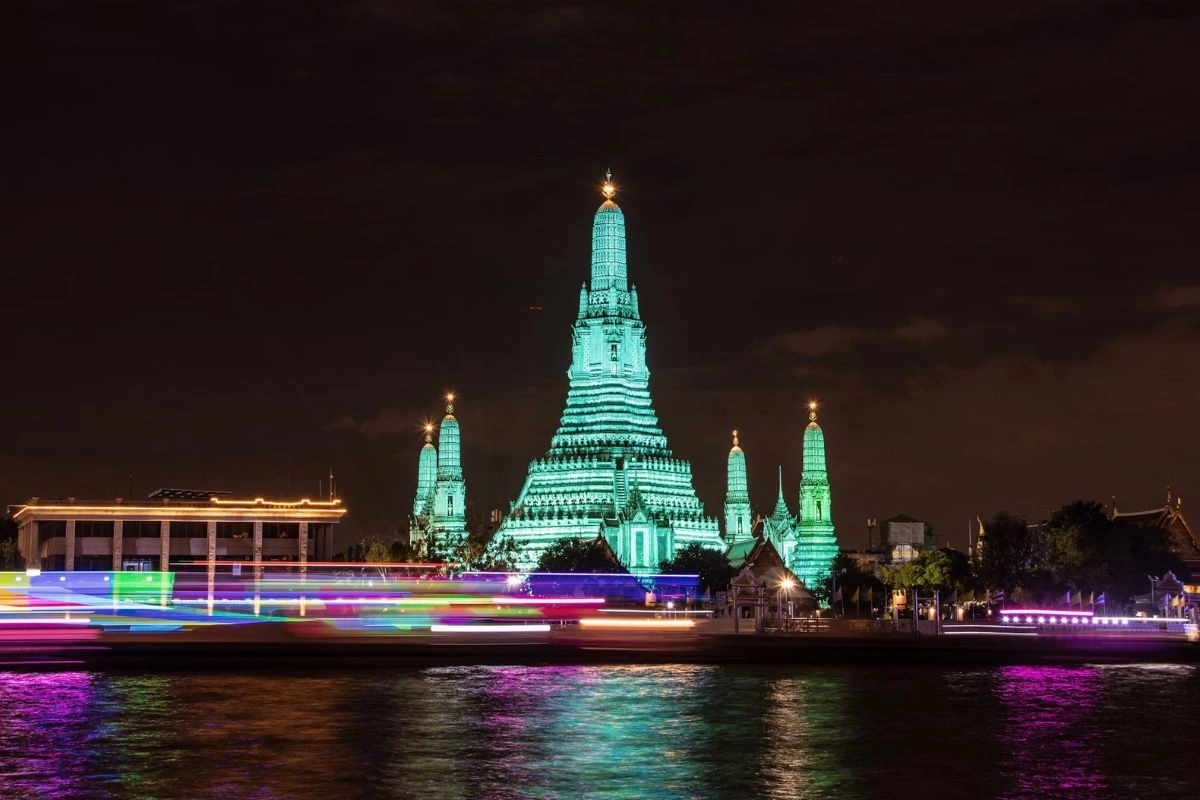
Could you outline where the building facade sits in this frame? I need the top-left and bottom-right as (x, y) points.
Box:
(881, 515), (935, 563)
(493, 173), (723, 572)
(10, 489), (345, 572)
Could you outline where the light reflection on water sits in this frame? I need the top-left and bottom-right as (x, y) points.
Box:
(0, 663), (1198, 799)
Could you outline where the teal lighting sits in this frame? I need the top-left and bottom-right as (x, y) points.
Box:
(494, 175), (723, 573)
(413, 426), (438, 518)
(412, 396), (468, 557)
(724, 431), (751, 543)
(793, 403), (838, 591)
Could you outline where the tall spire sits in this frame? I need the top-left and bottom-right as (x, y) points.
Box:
(413, 422), (438, 518)
(795, 399), (838, 592)
(772, 465), (789, 518)
(725, 429), (751, 542)
(437, 392), (462, 480)
(590, 169), (627, 294)
(427, 392), (468, 556)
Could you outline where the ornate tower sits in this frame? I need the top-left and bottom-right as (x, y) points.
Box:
(413, 423), (437, 518)
(428, 393), (468, 556)
(762, 466), (797, 564)
(793, 401), (839, 589)
(724, 431), (751, 543)
(493, 172), (722, 572)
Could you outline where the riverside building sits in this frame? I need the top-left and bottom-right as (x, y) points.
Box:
(10, 489), (345, 572)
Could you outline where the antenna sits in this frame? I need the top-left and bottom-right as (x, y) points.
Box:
(329, 467), (335, 500)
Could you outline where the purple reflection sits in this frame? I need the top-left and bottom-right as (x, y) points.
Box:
(0, 671), (99, 799)
(994, 666), (1105, 798)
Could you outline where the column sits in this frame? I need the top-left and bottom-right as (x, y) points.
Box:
(206, 521), (217, 614)
(252, 521), (263, 576)
(298, 522), (309, 576)
(18, 521), (34, 569)
(65, 519), (76, 571)
(112, 520), (124, 571)
(160, 520), (171, 572)
(252, 520), (263, 616)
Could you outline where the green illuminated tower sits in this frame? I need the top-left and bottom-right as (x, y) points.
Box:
(413, 423), (437, 518)
(494, 172), (722, 572)
(762, 466), (797, 564)
(792, 402), (839, 589)
(724, 431), (751, 543)
(426, 394), (468, 556)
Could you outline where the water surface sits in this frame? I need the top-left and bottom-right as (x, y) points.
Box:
(1, 663), (1197, 799)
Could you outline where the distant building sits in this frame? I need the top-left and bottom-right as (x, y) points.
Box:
(1111, 491), (1199, 580)
(881, 515), (934, 563)
(10, 489), (345, 572)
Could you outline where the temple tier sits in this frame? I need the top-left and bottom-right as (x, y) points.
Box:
(494, 182), (723, 573)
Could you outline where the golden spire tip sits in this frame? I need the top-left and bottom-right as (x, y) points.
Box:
(601, 168), (616, 200)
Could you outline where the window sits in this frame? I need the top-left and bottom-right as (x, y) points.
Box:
(448, 496), (454, 516)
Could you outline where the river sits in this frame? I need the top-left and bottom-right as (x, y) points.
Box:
(1, 662), (1197, 799)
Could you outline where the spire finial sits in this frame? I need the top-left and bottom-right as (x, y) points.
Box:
(778, 465), (784, 498)
(424, 422), (434, 444)
(445, 392), (456, 416)
(601, 169), (616, 200)
(732, 429), (739, 448)
(808, 400), (818, 422)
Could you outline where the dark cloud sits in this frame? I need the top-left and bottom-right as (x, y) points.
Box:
(6, 0), (1199, 550)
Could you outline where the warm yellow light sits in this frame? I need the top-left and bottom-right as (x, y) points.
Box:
(808, 401), (818, 411)
(424, 423), (434, 433)
(781, 578), (796, 591)
(579, 617), (694, 630)
(446, 392), (455, 403)
(602, 181), (616, 199)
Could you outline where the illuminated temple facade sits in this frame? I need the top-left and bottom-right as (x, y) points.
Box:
(726, 403), (840, 591)
(493, 174), (723, 572)
(410, 396), (469, 558)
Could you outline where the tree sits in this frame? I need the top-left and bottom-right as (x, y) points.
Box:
(977, 512), (1044, 595)
(659, 543), (736, 596)
(452, 531), (523, 572)
(536, 536), (626, 573)
(0, 515), (22, 570)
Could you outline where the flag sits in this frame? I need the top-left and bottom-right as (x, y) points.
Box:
(1071, 591), (1083, 608)
(950, 589), (958, 604)
(963, 589), (975, 603)
(991, 590), (1005, 603)
(1088, 591), (1095, 605)
(866, 587), (874, 603)
(1062, 590), (1072, 607)
(1096, 592), (1106, 605)
(849, 588), (860, 603)
(832, 587), (843, 603)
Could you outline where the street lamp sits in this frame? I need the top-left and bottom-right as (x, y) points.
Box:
(779, 578), (795, 627)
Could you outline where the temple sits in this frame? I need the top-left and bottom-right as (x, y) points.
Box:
(410, 394), (468, 558)
(725, 403), (839, 591)
(493, 172), (723, 572)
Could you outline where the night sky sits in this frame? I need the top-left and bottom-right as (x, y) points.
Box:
(8, 0), (1199, 552)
